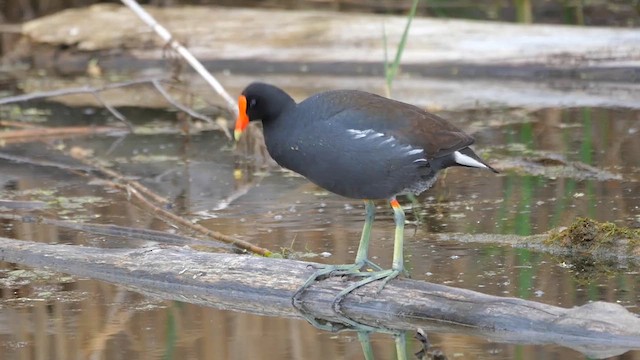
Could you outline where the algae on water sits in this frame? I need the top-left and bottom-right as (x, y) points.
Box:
(546, 217), (640, 254)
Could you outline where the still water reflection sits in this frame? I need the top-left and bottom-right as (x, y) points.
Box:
(0, 104), (638, 359)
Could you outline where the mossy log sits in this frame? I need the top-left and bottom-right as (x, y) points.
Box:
(0, 236), (638, 358)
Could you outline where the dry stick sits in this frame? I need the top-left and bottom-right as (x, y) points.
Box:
(89, 92), (133, 131)
(1, 77), (263, 253)
(57, 147), (273, 256)
(1, 127), (268, 255)
(0, 151), (94, 172)
(0, 78), (228, 134)
(150, 79), (214, 124)
(0, 126), (126, 140)
(119, 1), (272, 253)
(0, 81), (150, 130)
(62, 148), (172, 207)
(0, 120), (42, 128)
(120, 183), (272, 256)
(150, 79), (232, 140)
(0, 78), (160, 105)
(60, 150), (272, 255)
(120, 0), (238, 116)
(0, 77), (174, 132)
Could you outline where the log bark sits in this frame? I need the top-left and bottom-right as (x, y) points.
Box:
(0, 236), (638, 358)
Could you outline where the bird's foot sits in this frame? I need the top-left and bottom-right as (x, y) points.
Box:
(292, 259), (383, 308)
(332, 269), (402, 319)
(361, 259), (384, 272)
(295, 312), (351, 333)
(293, 265), (402, 333)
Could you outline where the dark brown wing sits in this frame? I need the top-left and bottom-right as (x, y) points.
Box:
(302, 90), (474, 159)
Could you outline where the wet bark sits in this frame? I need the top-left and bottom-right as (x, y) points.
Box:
(0, 236), (638, 358)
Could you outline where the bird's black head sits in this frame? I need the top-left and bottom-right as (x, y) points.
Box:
(234, 82), (295, 141)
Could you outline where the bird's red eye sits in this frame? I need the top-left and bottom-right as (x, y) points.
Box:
(249, 98), (257, 108)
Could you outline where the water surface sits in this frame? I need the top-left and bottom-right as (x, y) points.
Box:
(0, 89), (638, 359)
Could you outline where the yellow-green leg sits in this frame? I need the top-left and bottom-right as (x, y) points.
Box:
(395, 331), (408, 360)
(358, 331), (375, 360)
(354, 199), (383, 270)
(331, 197), (405, 315)
(292, 200), (382, 309)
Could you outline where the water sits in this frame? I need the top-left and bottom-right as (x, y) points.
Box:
(0, 95), (638, 359)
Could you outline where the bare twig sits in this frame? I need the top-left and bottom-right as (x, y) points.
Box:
(0, 151), (94, 171)
(0, 78), (157, 105)
(0, 126), (126, 140)
(49, 144), (273, 256)
(105, 182), (272, 256)
(0, 132), (270, 255)
(104, 134), (128, 157)
(0, 120), (41, 128)
(120, 0), (238, 116)
(0, 78), (229, 135)
(62, 147), (172, 207)
(89, 92), (133, 131)
(151, 79), (214, 124)
(151, 79), (232, 139)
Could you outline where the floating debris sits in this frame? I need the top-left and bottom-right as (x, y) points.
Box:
(546, 217), (640, 254)
(492, 154), (623, 181)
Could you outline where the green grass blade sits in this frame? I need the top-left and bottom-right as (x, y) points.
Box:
(385, 0), (420, 95)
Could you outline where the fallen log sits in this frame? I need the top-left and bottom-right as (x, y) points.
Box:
(0, 236), (638, 358)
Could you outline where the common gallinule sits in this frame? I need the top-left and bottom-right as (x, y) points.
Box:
(234, 82), (497, 310)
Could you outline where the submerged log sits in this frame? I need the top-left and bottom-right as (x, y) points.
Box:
(0, 236), (638, 358)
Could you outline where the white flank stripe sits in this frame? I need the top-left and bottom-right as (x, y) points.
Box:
(380, 136), (396, 145)
(454, 151), (487, 169)
(347, 128), (384, 140)
(407, 148), (424, 155)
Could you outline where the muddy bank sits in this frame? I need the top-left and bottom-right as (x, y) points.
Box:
(7, 4), (639, 81)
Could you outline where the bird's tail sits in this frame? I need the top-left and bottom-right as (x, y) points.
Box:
(453, 147), (499, 173)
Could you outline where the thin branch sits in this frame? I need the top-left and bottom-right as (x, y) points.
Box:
(0, 120), (41, 128)
(120, 0), (238, 116)
(0, 78), (230, 136)
(62, 147), (172, 207)
(0, 151), (94, 172)
(151, 79), (232, 139)
(0, 78), (158, 105)
(51, 144), (273, 256)
(105, 134), (128, 156)
(0, 134), (271, 255)
(89, 91), (133, 131)
(0, 126), (126, 140)
(123, 183), (272, 256)
(151, 79), (214, 124)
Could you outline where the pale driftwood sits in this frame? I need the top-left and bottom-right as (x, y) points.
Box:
(0, 237), (638, 358)
(120, 0), (238, 117)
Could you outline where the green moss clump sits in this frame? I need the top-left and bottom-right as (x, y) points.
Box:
(546, 217), (640, 253)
